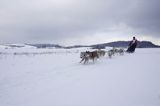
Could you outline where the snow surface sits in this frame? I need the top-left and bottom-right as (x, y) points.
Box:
(0, 47), (160, 106)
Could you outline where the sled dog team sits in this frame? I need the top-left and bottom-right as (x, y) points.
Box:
(80, 37), (138, 64)
(80, 48), (125, 64)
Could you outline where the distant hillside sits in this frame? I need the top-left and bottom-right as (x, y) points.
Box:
(27, 44), (62, 48)
(1, 41), (159, 49)
(91, 41), (160, 49)
(28, 41), (160, 49)
(137, 41), (160, 48)
(64, 45), (90, 49)
(1, 44), (36, 49)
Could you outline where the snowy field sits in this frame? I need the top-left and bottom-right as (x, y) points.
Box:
(0, 47), (160, 106)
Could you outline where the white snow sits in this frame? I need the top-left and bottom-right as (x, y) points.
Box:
(0, 47), (160, 106)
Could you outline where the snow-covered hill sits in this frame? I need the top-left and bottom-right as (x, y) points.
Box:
(0, 47), (160, 106)
(0, 44), (36, 49)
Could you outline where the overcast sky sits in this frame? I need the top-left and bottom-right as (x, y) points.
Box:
(0, 0), (160, 45)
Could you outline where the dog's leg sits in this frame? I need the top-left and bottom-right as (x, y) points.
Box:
(80, 58), (84, 63)
(83, 57), (87, 64)
(84, 57), (89, 64)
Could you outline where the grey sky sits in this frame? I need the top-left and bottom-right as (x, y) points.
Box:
(0, 0), (160, 45)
